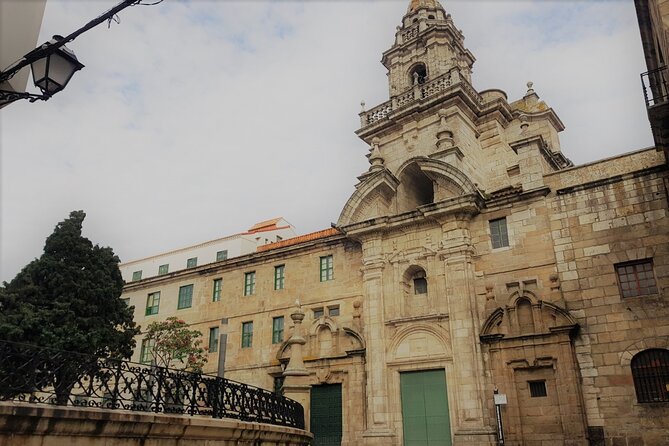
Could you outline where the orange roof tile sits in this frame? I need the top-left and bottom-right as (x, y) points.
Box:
(257, 228), (341, 252)
(247, 217), (284, 233)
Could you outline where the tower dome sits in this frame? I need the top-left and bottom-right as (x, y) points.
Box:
(407, 0), (444, 13)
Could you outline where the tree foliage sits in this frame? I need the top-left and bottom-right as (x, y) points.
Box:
(0, 211), (139, 402)
(144, 317), (208, 373)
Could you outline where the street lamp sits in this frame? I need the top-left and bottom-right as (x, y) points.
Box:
(30, 36), (85, 98)
(0, 0), (162, 106)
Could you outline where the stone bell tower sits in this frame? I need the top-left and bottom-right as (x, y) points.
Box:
(385, 0), (475, 98)
(336, 1), (573, 445)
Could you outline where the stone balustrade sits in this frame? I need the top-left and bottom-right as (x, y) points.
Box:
(360, 68), (484, 127)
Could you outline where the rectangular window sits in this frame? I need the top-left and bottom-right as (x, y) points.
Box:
(489, 217), (510, 249)
(529, 380), (547, 398)
(244, 271), (256, 296)
(177, 284), (193, 309)
(241, 321), (253, 348)
(132, 270), (142, 281)
(313, 308), (324, 319)
(140, 338), (155, 364)
(616, 259), (658, 298)
(212, 278), (222, 302)
(320, 255), (334, 282)
(187, 257), (198, 268)
(145, 291), (160, 316)
(216, 250), (228, 261)
(158, 264), (169, 275)
(209, 327), (220, 353)
(328, 305), (340, 317)
(272, 316), (284, 344)
(274, 265), (285, 290)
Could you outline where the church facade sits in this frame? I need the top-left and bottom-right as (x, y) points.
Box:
(121, 1), (669, 445)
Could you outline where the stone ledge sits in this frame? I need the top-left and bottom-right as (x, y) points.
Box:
(0, 402), (312, 445)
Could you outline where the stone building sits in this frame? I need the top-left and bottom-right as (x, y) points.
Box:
(122, 1), (669, 445)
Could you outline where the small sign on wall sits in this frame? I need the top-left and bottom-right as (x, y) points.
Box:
(494, 393), (508, 406)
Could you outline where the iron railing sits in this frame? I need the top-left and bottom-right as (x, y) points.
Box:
(641, 65), (669, 107)
(0, 340), (304, 429)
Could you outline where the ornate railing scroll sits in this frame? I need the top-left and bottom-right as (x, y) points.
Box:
(0, 340), (304, 429)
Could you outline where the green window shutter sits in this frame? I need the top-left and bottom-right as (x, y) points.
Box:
(158, 264), (169, 275)
(209, 327), (219, 353)
(274, 265), (285, 290)
(212, 278), (222, 302)
(216, 250), (228, 261)
(140, 338), (155, 364)
(241, 321), (253, 348)
(320, 255), (334, 282)
(272, 316), (284, 344)
(187, 257), (198, 268)
(145, 292), (160, 316)
(244, 272), (256, 296)
(177, 284), (193, 309)
(132, 270), (142, 281)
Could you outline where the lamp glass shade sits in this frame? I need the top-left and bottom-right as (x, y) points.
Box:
(31, 39), (84, 96)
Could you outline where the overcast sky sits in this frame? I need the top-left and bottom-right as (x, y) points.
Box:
(0, 0), (653, 282)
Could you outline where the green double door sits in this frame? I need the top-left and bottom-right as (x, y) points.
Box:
(310, 383), (342, 446)
(400, 369), (452, 446)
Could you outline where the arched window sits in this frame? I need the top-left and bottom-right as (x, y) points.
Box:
(409, 63), (427, 85)
(403, 266), (428, 295)
(631, 349), (669, 403)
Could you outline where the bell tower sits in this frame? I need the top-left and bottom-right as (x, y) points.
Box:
(384, 0), (475, 97)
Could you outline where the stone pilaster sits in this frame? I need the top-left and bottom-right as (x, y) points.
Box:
(360, 237), (396, 445)
(440, 215), (496, 445)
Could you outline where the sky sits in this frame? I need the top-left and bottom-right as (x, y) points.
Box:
(0, 0), (654, 282)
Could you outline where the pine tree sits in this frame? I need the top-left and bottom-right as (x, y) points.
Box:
(0, 210), (139, 402)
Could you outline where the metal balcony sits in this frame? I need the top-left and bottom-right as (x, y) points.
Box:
(641, 65), (669, 107)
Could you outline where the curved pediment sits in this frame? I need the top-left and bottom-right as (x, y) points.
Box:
(480, 295), (578, 342)
(338, 158), (480, 226)
(338, 169), (399, 226)
(277, 318), (365, 362)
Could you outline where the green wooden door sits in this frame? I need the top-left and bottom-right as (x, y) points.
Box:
(310, 383), (342, 446)
(400, 369), (452, 446)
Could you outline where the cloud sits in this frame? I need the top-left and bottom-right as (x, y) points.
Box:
(0, 0), (654, 281)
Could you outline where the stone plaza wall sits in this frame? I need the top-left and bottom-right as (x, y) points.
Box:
(0, 403), (312, 446)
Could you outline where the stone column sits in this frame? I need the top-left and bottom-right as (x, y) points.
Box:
(440, 214), (496, 445)
(360, 237), (396, 445)
(283, 304), (312, 429)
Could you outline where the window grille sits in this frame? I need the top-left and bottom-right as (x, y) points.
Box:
(616, 259), (658, 298)
(529, 380), (547, 398)
(631, 349), (669, 403)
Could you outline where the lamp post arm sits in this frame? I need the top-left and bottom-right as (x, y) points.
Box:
(0, 0), (144, 83)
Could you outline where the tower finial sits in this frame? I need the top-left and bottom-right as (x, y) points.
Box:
(407, 0), (444, 13)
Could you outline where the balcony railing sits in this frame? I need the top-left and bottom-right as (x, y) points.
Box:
(360, 68), (484, 127)
(0, 340), (304, 429)
(641, 66), (669, 107)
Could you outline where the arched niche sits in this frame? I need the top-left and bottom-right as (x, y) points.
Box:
(397, 163), (435, 213)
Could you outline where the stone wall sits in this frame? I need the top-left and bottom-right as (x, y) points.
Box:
(0, 403), (312, 446)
